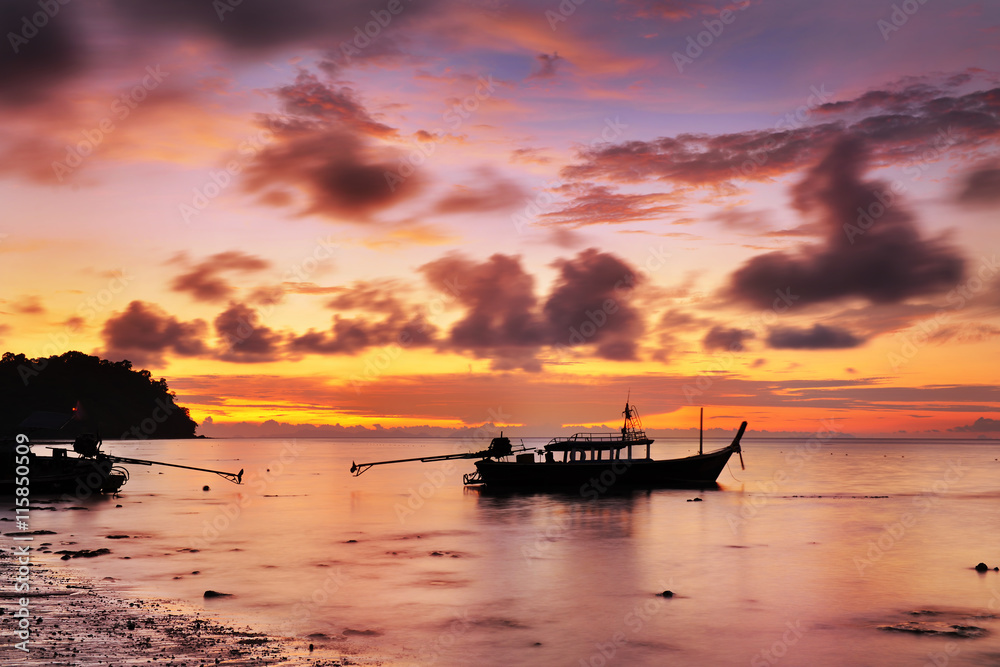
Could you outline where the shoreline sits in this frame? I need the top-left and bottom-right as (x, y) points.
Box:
(0, 547), (376, 666)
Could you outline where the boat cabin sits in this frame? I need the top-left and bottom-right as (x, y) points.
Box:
(543, 430), (654, 462)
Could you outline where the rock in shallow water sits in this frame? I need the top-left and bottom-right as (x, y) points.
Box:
(203, 590), (233, 598)
(879, 622), (988, 638)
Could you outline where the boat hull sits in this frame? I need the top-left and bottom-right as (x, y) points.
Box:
(473, 445), (738, 490)
(0, 455), (125, 496)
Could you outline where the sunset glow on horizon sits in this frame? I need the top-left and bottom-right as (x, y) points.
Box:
(2, 0), (998, 438)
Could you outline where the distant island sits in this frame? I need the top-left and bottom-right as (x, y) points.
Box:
(0, 351), (198, 439)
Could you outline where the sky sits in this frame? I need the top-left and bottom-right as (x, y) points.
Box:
(1, 0), (999, 438)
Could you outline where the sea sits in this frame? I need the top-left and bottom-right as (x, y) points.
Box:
(13, 434), (1000, 666)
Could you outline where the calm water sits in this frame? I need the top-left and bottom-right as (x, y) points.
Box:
(16, 434), (1000, 666)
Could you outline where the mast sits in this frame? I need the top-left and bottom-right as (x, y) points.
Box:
(699, 407), (703, 455)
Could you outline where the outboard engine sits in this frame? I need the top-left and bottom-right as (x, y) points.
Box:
(73, 434), (101, 457)
(486, 434), (512, 459)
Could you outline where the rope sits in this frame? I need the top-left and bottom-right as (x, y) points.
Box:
(726, 459), (743, 483)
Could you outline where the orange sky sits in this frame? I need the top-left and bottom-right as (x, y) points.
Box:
(1, 1), (999, 438)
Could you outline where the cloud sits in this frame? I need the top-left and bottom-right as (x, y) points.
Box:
(276, 71), (396, 137)
(544, 248), (643, 360)
(432, 171), (528, 215)
(723, 138), (965, 308)
(0, 0), (84, 106)
(241, 110), (423, 222)
(950, 417), (1000, 433)
(561, 80), (1000, 191)
(10, 295), (45, 315)
(418, 248), (643, 369)
(702, 326), (755, 351)
(617, 0), (727, 21)
(528, 52), (563, 79)
(957, 164), (1000, 205)
(107, 1), (417, 52)
(541, 183), (682, 226)
(288, 280), (437, 354)
(420, 252), (547, 370)
(100, 300), (208, 366)
(766, 324), (864, 349)
(170, 251), (271, 302)
(289, 314), (435, 355)
(214, 302), (283, 362)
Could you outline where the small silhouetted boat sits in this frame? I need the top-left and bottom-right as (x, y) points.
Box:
(351, 400), (747, 491)
(1, 412), (242, 496)
(1, 433), (128, 495)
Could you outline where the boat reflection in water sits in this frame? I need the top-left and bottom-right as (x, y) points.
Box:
(352, 400), (747, 491)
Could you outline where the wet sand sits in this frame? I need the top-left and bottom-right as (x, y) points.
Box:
(0, 547), (377, 666)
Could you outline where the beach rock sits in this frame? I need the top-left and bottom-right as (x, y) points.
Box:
(204, 590), (233, 598)
(105, 535), (130, 539)
(661, 590), (674, 598)
(203, 485), (211, 491)
(976, 563), (989, 572)
(880, 622), (988, 638)
(57, 548), (111, 560)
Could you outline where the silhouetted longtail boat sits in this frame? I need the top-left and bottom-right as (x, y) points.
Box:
(351, 400), (747, 490)
(1, 412), (242, 496)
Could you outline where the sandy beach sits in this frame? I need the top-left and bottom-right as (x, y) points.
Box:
(0, 545), (375, 667)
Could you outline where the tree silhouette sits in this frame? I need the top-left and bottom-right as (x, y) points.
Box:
(1, 351), (198, 439)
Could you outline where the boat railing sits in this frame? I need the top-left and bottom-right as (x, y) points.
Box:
(547, 430), (649, 445)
